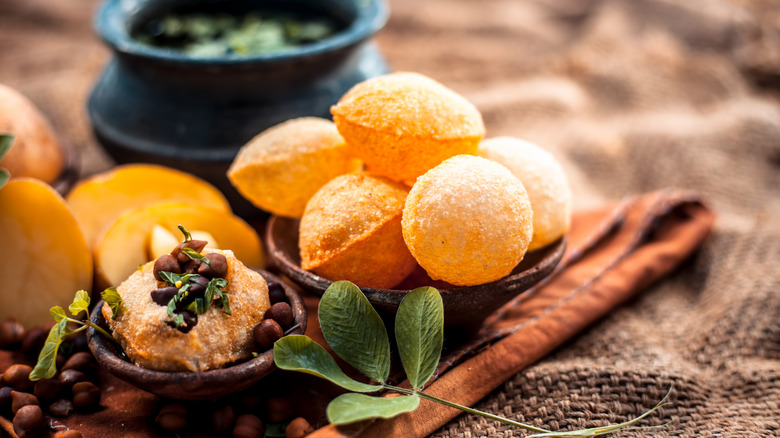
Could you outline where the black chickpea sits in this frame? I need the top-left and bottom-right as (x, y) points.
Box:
(49, 399), (74, 417)
(153, 254), (181, 280)
(156, 403), (187, 432)
(33, 378), (62, 400)
(62, 352), (97, 374)
(286, 417), (315, 438)
(3, 364), (34, 391)
(13, 404), (45, 438)
(58, 369), (88, 392)
(11, 391), (39, 416)
(0, 319), (25, 349)
(253, 319), (283, 350)
(267, 282), (286, 304)
(71, 382), (100, 409)
(266, 302), (294, 328)
(233, 414), (264, 438)
(212, 404), (235, 432)
(267, 397), (293, 423)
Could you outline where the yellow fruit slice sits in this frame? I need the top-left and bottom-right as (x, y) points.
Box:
(66, 164), (231, 249)
(0, 84), (65, 183)
(0, 178), (92, 327)
(94, 203), (263, 289)
(146, 225), (220, 260)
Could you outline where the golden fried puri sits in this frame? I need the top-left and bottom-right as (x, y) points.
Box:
(402, 155), (534, 286)
(103, 249), (270, 372)
(299, 172), (416, 289)
(228, 117), (362, 218)
(479, 137), (572, 250)
(331, 72), (485, 184)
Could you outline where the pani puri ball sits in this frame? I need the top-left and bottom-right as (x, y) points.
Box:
(402, 155), (534, 286)
(228, 117), (362, 218)
(299, 172), (416, 289)
(331, 72), (485, 184)
(478, 137), (572, 250)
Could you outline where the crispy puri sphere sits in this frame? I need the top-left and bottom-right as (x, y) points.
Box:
(402, 155), (534, 286)
(228, 117), (362, 218)
(479, 137), (572, 250)
(331, 72), (485, 184)
(299, 172), (416, 289)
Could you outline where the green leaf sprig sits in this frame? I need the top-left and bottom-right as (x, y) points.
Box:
(30, 288), (122, 380)
(274, 281), (672, 435)
(177, 224), (211, 265)
(158, 271), (230, 328)
(0, 134), (15, 189)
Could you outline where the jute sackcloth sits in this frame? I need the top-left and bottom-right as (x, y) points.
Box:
(0, 0), (777, 436)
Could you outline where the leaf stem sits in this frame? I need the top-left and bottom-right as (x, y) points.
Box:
(66, 316), (115, 342)
(384, 384), (553, 434)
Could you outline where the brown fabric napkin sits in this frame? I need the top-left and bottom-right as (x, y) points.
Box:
(310, 189), (714, 438)
(0, 189), (713, 438)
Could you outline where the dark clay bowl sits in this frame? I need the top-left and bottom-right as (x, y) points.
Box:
(266, 216), (566, 339)
(86, 270), (306, 400)
(89, 0), (389, 218)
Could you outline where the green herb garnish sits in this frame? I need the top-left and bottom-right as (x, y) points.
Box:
(31, 289), (118, 380)
(133, 11), (339, 58)
(0, 134), (15, 189)
(274, 281), (672, 435)
(181, 247), (211, 265)
(102, 287), (124, 320)
(178, 224), (192, 242)
(159, 271), (229, 327)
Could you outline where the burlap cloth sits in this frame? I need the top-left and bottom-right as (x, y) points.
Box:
(1, 0), (778, 436)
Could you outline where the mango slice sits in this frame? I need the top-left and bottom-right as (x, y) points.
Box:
(94, 203), (263, 289)
(66, 164), (231, 248)
(0, 178), (92, 327)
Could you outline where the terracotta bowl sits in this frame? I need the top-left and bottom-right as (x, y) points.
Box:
(87, 269), (306, 400)
(266, 216), (566, 339)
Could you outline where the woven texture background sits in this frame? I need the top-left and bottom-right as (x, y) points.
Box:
(1, 0), (778, 436)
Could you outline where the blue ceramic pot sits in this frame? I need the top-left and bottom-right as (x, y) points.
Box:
(89, 0), (389, 216)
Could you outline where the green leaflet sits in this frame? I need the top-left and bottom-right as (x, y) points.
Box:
(30, 317), (78, 380)
(0, 134), (14, 161)
(0, 169), (8, 190)
(273, 335), (381, 393)
(0, 135), (13, 190)
(395, 287), (444, 390)
(326, 393), (420, 425)
(49, 306), (67, 323)
(181, 247), (211, 265)
(69, 290), (91, 316)
(178, 224), (192, 241)
(318, 281), (390, 383)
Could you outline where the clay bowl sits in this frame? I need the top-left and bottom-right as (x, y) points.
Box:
(87, 270), (305, 400)
(266, 216), (566, 340)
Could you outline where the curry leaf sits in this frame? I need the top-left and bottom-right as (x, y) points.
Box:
(326, 393), (420, 425)
(69, 290), (91, 317)
(395, 286), (444, 390)
(318, 281), (390, 383)
(274, 335), (381, 393)
(30, 318), (77, 380)
(101, 287), (124, 320)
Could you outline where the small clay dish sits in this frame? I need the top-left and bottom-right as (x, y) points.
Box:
(266, 216), (566, 339)
(87, 270), (305, 400)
